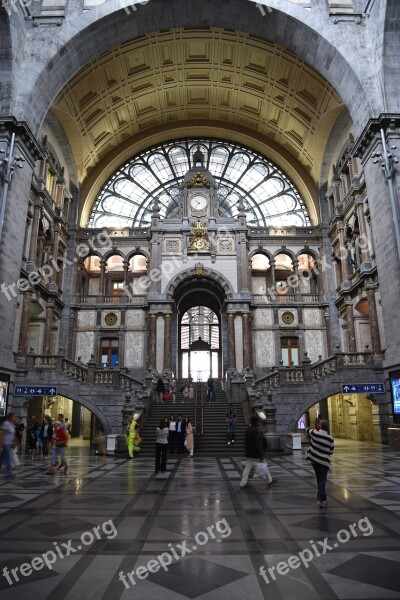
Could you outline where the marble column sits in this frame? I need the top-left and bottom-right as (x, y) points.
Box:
(269, 259), (276, 296)
(122, 259), (128, 284)
(17, 291), (32, 357)
(366, 286), (382, 355)
(239, 233), (250, 292)
(43, 304), (54, 354)
(147, 314), (157, 370)
(163, 314), (173, 370)
(67, 309), (76, 359)
(149, 236), (159, 292)
(227, 313), (236, 370)
(346, 303), (357, 352)
(99, 260), (106, 296)
(242, 312), (253, 369)
(292, 259), (299, 299)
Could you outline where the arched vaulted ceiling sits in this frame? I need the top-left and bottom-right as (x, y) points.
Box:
(51, 27), (345, 224)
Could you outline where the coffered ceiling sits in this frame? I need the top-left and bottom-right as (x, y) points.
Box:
(51, 27), (344, 190)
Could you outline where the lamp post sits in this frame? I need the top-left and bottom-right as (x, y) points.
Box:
(0, 132), (25, 243)
(371, 129), (400, 266)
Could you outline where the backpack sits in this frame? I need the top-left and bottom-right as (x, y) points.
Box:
(56, 426), (68, 447)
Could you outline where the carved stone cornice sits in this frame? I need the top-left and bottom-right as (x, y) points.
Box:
(353, 114), (400, 161)
(0, 117), (44, 166)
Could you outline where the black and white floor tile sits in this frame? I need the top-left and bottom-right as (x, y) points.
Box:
(0, 440), (399, 599)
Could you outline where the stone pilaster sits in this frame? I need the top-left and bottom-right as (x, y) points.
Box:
(366, 286), (382, 356)
(147, 314), (157, 370)
(242, 311), (253, 370)
(227, 313), (236, 370)
(163, 313), (173, 371)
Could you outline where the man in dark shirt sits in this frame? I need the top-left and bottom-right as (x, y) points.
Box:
(240, 416), (277, 489)
(176, 415), (186, 454)
(225, 404), (236, 445)
(207, 376), (216, 403)
(156, 374), (165, 404)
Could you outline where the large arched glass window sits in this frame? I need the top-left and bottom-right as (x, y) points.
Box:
(89, 139), (310, 229)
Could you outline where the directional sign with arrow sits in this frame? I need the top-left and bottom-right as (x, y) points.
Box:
(14, 386), (57, 396)
(341, 383), (385, 394)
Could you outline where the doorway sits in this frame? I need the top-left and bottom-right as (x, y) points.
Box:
(179, 306), (220, 381)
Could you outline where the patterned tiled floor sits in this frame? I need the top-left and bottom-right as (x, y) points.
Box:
(0, 440), (400, 599)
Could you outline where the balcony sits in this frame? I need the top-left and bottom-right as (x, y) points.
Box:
(73, 295), (148, 305)
(253, 293), (321, 304)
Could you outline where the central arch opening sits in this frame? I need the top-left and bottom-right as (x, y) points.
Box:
(174, 275), (227, 382)
(180, 307), (220, 381)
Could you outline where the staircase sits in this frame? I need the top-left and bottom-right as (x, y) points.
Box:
(139, 383), (246, 457)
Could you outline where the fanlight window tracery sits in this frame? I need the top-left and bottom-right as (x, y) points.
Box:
(89, 139), (310, 229)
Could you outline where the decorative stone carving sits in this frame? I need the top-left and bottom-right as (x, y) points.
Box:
(104, 312), (118, 326)
(217, 237), (235, 255)
(102, 311), (120, 327)
(164, 239), (181, 254)
(278, 308), (298, 326)
(166, 267), (235, 299)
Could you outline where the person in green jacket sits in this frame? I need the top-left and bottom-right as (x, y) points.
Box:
(127, 415), (141, 459)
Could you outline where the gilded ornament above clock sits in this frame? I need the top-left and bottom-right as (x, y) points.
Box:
(187, 172), (210, 188)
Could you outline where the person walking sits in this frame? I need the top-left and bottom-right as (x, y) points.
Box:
(185, 417), (194, 458)
(176, 415), (186, 453)
(188, 384), (194, 405)
(225, 403), (236, 445)
(168, 415), (177, 454)
(306, 419), (334, 508)
(0, 413), (17, 478)
(156, 374), (165, 404)
(12, 417), (24, 469)
(155, 419), (169, 474)
(170, 379), (177, 404)
(207, 376), (216, 403)
(240, 416), (277, 489)
(127, 415), (141, 459)
(182, 382), (190, 404)
(40, 416), (53, 462)
(48, 420), (69, 473)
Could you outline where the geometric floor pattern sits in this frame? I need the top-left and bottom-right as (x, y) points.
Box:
(0, 439), (400, 599)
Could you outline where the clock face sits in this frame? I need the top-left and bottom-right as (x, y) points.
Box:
(190, 195), (208, 210)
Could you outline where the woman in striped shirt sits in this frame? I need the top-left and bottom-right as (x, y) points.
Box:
(306, 420), (334, 508)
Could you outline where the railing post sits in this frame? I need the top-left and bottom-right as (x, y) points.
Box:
(302, 352), (312, 382)
(87, 354), (97, 385)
